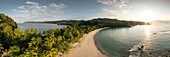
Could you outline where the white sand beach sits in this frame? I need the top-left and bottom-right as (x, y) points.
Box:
(61, 28), (107, 57)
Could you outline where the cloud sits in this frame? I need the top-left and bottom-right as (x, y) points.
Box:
(97, 9), (131, 20)
(18, 10), (27, 13)
(97, 0), (129, 9)
(121, 9), (129, 14)
(26, 1), (38, 5)
(102, 9), (118, 17)
(18, 6), (25, 9)
(14, 1), (66, 20)
(98, 9), (120, 18)
(13, 16), (27, 19)
(97, 0), (130, 19)
(13, 9), (16, 11)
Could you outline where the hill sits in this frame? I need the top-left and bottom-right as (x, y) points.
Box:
(25, 18), (150, 27)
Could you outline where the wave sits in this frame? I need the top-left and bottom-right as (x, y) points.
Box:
(153, 30), (170, 35)
(128, 42), (157, 57)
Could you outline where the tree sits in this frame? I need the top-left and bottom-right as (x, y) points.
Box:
(3, 25), (13, 37)
(5, 46), (20, 56)
(14, 27), (22, 38)
(56, 36), (62, 41)
(34, 29), (38, 34)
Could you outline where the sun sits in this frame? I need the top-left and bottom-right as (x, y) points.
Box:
(139, 9), (156, 22)
(133, 8), (158, 22)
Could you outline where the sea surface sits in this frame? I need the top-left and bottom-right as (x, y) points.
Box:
(95, 22), (170, 57)
(17, 23), (67, 33)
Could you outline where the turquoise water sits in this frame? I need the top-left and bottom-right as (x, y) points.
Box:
(17, 23), (67, 33)
(95, 22), (170, 57)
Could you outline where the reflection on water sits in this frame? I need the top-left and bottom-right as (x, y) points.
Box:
(129, 25), (157, 57)
(144, 25), (151, 38)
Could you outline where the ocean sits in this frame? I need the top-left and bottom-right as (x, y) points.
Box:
(95, 22), (170, 57)
(17, 23), (67, 33)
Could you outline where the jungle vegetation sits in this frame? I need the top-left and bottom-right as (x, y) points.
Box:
(0, 13), (149, 57)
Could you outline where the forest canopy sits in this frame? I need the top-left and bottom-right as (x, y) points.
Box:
(25, 18), (150, 27)
(0, 13), (149, 57)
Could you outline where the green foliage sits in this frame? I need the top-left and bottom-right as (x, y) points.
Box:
(0, 14), (149, 57)
(0, 13), (17, 29)
(0, 42), (4, 55)
(0, 24), (92, 56)
(5, 46), (20, 56)
(26, 18), (150, 27)
(14, 27), (22, 38)
(3, 25), (13, 37)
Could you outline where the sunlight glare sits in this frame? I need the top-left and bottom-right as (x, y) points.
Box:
(132, 7), (159, 22)
(139, 9), (156, 22)
(145, 25), (151, 36)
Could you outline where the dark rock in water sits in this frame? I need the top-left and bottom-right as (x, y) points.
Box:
(149, 52), (152, 55)
(168, 50), (170, 52)
(154, 33), (157, 34)
(138, 44), (144, 50)
(138, 47), (143, 50)
(141, 45), (144, 49)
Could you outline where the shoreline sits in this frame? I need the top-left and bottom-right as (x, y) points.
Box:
(60, 28), (109, 57)
(94, 28), (110, 57)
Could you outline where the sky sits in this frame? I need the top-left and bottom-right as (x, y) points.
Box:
(1, 0), (170, 23)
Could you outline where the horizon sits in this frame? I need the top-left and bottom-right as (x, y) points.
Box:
(23, 18), (170, 23)
(1, 0), (170, 23)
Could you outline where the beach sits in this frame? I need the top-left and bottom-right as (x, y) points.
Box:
(61, 28), (107, 57)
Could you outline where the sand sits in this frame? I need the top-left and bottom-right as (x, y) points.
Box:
(60, 28), (107, 57)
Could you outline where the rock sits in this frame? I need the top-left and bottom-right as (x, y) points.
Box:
(154, 33), (157, 34)
(168, 50), (170, 52)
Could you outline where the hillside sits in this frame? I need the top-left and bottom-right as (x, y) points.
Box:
(25, 18), (151, 27)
